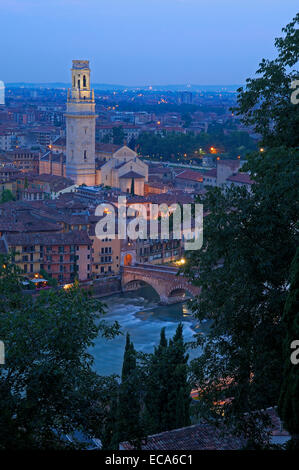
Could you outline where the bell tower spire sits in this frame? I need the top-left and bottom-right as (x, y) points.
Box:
(65, 60), (97, 186)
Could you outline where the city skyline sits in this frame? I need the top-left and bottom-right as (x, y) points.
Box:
(0, 0), (298, 85)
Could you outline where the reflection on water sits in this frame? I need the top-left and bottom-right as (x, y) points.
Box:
(91, 286), (209, 376)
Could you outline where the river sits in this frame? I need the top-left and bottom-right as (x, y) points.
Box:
(91, 286), (208, 376)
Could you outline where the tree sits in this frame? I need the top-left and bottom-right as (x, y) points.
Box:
(182, 16), (299, 445)
(278, 248), (299, 449)
(0, 256), (120, 449)
(112, 126), (125, 145)
(111, 334), (144, 449)
(182, 112), (192, 128)
(167, 324), (191, 430)
(184, 147), (298, 443)
(39, 268), (58, 287)
(233, 14), (299, 148)
(144, 325), (190, 434)
(143, 328), (170, 434)
(0, 189), (15, 204)
(130, 178), (135, 195)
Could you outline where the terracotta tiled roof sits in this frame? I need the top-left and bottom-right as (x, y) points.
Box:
(121, 407), (290, 450)
(227, 173), (254, 185)
(5, 231), (91, 246)
(121, 423), (245, 450)
(119, 171), (144, 179)
(218, 159), (240, 170)
(176, 170), (204, 182)
(95, 143), (121, 153)
(204, 168), (217, 177)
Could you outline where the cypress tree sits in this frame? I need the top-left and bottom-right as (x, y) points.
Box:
(130, 178), (135, 195)
(167, 324), (191, 430)
(114, 333), (143, 448)
(278, 248), (299, 449)
(144, 325), (190, 434)
(122, 332), (136, 381)
(144, 328), (169, 434)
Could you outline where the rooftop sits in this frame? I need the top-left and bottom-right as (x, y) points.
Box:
(227, 173), (254, 185)
(176, 170), (204, 182)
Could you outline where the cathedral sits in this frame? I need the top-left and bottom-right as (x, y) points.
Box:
(40, 60), (148, 196)
(64, 60), (148, 195)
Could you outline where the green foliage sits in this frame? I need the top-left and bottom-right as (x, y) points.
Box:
(144, 325), (190, 435)
(130, 178), (135, 195)
(233, 14), (299, 148)
(183, 15), (299, 445)
(182, 112), (192, 128)
(0, 189), (15, 204)
(39, 268), (58, 287)
(278, 248), (299, 449)
(112, 126), (125, 145)
(136, 126), (256, 161)
(0, 255), (121, 449)
(183, 146), (298, 443)
(106, 334), (144, 449)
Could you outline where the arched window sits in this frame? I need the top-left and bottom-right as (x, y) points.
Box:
(83, 75), (86, 87)
(78, 79), (80, 89)
(73, 76), (75, 87)
(84, 150), (87, 160)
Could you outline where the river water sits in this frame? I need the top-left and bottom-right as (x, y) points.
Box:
(91, 286), (208, 376)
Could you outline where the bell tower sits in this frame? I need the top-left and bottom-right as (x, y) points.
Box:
(65, 60), (97, 186)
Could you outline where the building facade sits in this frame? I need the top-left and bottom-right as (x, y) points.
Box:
(65, 60), (97, 186)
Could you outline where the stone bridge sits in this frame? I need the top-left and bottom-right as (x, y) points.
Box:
(122, 263), (200, 304)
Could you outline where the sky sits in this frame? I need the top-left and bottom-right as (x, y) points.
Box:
(0, 0), (298, 85)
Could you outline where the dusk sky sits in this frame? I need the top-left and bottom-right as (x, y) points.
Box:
(1, 0), (298, 85)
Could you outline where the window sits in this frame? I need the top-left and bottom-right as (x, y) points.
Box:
(83, 75), (86, 87)
(84, 150), (87, 160)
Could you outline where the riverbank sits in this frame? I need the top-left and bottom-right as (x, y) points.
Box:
(90, 286), (208, 376)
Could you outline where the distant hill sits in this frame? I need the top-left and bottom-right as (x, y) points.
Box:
(7, 83), (241, 92)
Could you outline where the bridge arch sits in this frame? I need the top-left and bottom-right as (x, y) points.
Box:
(122, 264), (201, 305)
(122, 279), (161, 299)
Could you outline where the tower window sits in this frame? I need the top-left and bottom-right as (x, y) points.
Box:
(73, 76), (75, 87)
(78, 79), (80, 89)
(84, 150), (87, 160)
(83, 75), (86, 87)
